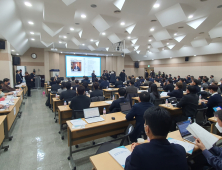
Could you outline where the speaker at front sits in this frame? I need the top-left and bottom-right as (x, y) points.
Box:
(13, 56), (21, 65)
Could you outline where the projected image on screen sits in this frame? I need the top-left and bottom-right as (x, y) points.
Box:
(66, 55), (101, 77)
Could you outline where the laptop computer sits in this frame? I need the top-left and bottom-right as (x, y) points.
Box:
(120, 102), (131, 115)
(177, 120), (195, 143)
(168, 97), (178, 106)
(83, 107), (104, 124)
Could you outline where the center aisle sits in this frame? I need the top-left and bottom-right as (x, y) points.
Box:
(0, 89), (114, 170)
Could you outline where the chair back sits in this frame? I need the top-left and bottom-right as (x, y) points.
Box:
(91, 96), (105, 102)
(120, 124), (134, 146)
(194, 107), (208, 126)
(126, 93), (138, 106)
(72, 110), (84, 119)
(153, 98), (165, 106)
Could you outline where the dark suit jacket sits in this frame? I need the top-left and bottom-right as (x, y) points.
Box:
(125, 139), (188, 170)
(134, 81), (141, 88)
(163, 83), (174, 92)
(115, 80), (123, 88)
(90, 89), (103, 98)
(100, 81), (109, 89)
(110, 74), (116, 84)
(72, 84), (79, 91)
(92, 73), (96, 82)
(126, 102), (153, 142)
(25, 75), (32, 87)
(60, 90), (76, 101)
(167, 89), (183, 99)
(177, 93), (198, 117)
(182, 82), (187, 91)
(51, 84), (61, 92)
(194, 85), (200, 93)
(126, 85), (137, 94)
(109, 97), (128, 112)
(119, 72), (126, 82)
(74, 66), (80, 71)
(16, 74), (21, 84)
(69, 95), (91, 111)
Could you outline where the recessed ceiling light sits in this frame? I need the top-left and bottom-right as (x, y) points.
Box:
(61, 52), (63, 53)
(170, 57), (172, 59)
(152, 59), (154, 60)
(128, 36), (131, 39)
(120, 22), (125, 25)
(150, 28), (154, 31)
(167, 43), (169, 45)
(194, 55), (196, 56)
(149, 39), (152, 42)
(174, 33), (177, 36)
(112, 54), (113, 55)
(59, 41), (62, 43)
(24, 2), (32, 7)
(16, 53), (19, 55)
(188, 15), (193, 19)
(70, 28), (74, 31)
(74, 53), (75, 54)
(81, 14), (86, 18)
(11, 50), (14, 52)
(63, 36), (67, 38)
(102, 32), (106, 35)
(30, 32), (34, 34)
(153, 4), (160, 8)
(131, 44), (134, 46)
(82, 44), (85, 46)
(28, 21), (34, 25)
(148, 46), (150, 48)
(90, 39), (93, 41)
(31, 38), (35, 41)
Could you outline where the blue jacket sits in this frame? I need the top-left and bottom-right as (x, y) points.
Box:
(100, 80), (109, 89)
(125, 139), (188, 170)
(16, 74), (21, 84)
(126, 102), (153, 142)
(109, 97), (128, 112)
(167, 89), (183, 99)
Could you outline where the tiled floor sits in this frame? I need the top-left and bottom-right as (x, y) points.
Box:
(0, 89), (116, 170)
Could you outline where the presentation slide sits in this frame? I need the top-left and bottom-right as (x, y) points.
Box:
(66, 55), (101, 77)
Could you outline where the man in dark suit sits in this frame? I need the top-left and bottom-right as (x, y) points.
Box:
(90, 82), (103, 98)
(168, 74), (172, 80)
(109, 88), (128, 112)
(179, 79), (187, 91)
(51, 80), (61, 92)
(192, 79), (200, 93)
(100, 76), (109, 89)
(145, 70), (148, 79)
(119, 69), (126, 82)
(126, 80), (137, 94)
(30, 71), (36, 88)
(92, 70), (96, 82)
(202, 85), (222, 118)
(163, 80), (174, 92)
(60, 82), (76, 102)
(115, 77), (123, 88)
(73, 64), (80, 71)
(173, 77), (178, 84)
(25, 72), (32, 97)
(102, 70), (106, 77)
(16, 70), (22, 84)
(126, 92), (153, 142)
(72, 80), (79, 91)
(125, 106), (188, 170)
(69, 85), (91, 118)
(167, 82), (183, 99)
(109, 72), (116, 84)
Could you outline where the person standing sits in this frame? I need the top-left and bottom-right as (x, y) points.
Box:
(16, 70), (22, 84)
(30, 70), (36, 88)
(145, 70), (148, 79)
(92, 70), (96, 82)
(25, 72), (32, 97)
(119, 69), (126, 82)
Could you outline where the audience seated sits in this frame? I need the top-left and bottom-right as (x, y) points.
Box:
(51, 80), (61, 92)
(211, 82), (221, 94)
(115, 77), (123, 88)
(125, 106), (188, 170)
(83, 82), (90, 92)
(2, 78), (16, 92)
(100, 76), (109, 89)
(110, 72), (116, 84)
(71, 77), (75, 87)
(99, 76), (104, 84)
(179, 79), (187, 91)
(90, 82), (103, 98)
(149, 84), (160, 104)
(167, 82), (183, 99)
(202, 79), (208, 88)
(173, 77), (178, 84)
(126, 80), (137, 94)
(72, 80), (79, 91)
(0, 85), (13, 98)
(197, 76), (202, 85)
(60, 82), (76, 102)
(134, 78), (141, 88)
(191, 79), (200, 93)
(163, 80), (174, 92)
(154, 79), (160, 87)
(109, 88), (128, 113)
(126, 92), (154, 142)
(209, 75), (215, 84)
(50, 77), (56, 86)
(57, 82), (67, 94)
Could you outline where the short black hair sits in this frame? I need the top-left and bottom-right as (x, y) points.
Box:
(93, 82), (99, 89)
(148, 81), (153, 87)
(104, 76), (107, 81)
(193, 79), (198, 85)
(208, 85), (218, 92)
(0, 85), (2, 90)
(66, 82), (71, 90)
(116, 77), (120, 81)
(155, 78), (158, 82)
(144, 106), (171, 137)
(61, 82), (66, 89)
(16, 70), (18, 73)
(71, 77), (75, 81)
(56, 80), (61, 84)
(3, 78), (9, 82)
(187, 85), (196, 93)
(217, 110), (222, 121)
(85, 76), (89, 80)
(211, 75), (214, 78)
(130, 80), (135, 85)
(75, 80), (79, 84)
(77, 85), (85, 95)
(168, 80), (172, 84)
(118, 88), (126, 96)
(0, 80), (3, 85)
(203, 79), (207, 83)
(139, 92), (150, 102)
(95, 78), (98, 82)
(176, 82), (183, 89)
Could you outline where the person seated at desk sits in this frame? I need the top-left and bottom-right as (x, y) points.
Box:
(177, 76), (181, 81)
(110, 72), (116, 84)
(202, 79), (209, 88)
(173, 77), (178, 84)
(71, 77), (75, 87)
(57, 82), (67, 95)
(82, 82), (90, 92)
(125, 106), (188, 170)
(171, 86), (198, 131)
(143, 78), (149, 85)
(195, 109), (222, 170)
(2, 78), (16, 92)
(16, 70), (22, 84)
(191, 79), (200, 93)
(168, 74), (173, 80)
(126, 80), (137, 94)
(50, 77), (56, 86)
(126, 92), (154, 142)
(69, 86), (91, 117)
(109, 88), (128, 113)
(90, 82), (103, 98)
(154, 78), (160, 87)
(197, 76), (202, 85)
(148, 76), (154, 83)
(179, 79), (187, 91)
(127, 76), (132, 86)
(0, 85), (13, 98)
(131, 75), (135, 82)
(100, 76), (109, 89)
(160, 78), (165, 87)
(211, 82), (221, 94)
(51, 80), (61, 92)
(201, 85), (222, 118)
(60, 82), (76, 102)
(186, 76), (191, 84)
(209, 75), (215, 84)
(72, 80), (79, 91)
(149, 84), (160, 104)
(99, 76), (104, 84)
(115, 77), (123, 88)
(167, 82), (183, 99)
(163, 79), (174, 92)
(140, 76), (144, 83)
(134, 78), (141, 88)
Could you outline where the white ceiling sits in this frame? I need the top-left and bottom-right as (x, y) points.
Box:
(1, 0), (222, 60)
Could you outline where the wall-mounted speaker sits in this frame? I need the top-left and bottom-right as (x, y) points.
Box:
(0, 40), (5, 49)
(134, 61), (139, 68)
(185, 57), (189, 61)
(13, 56), (20, 65)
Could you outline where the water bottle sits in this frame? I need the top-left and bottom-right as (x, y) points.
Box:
(103, 107), (106, 118)
(165, 99), (169, 107)
(188, 117), (192, 123)
(64, 101), (67, 106)
(168, 90), (170, 93)
(112, 95), (115, 101)
(56, 94), (58, 98)
(106, 86), (108, 89)
(199, 94), (201, 100)
(76, 87), (77, 91)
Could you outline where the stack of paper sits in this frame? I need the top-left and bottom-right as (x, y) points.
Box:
(109, 146), (131, 168)
(161, 92), (168, 96)
(105, 101), (112, 104)
(187, 123), (219, 150)
(168, 138), (194, 154)
(70, 119), (87, 129)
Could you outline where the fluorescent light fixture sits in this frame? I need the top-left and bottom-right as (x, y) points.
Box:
(194, 55), (196, 56)
(31, 38), (35, 41)
(11, 50), (14, 52)
(153, 4), (160, 8)
(188, 15), (193, 19)
(16, 53), (19, 55)
(131, 44), (134, 46)
(28, 21), (34, 25)
(149, 39), (152, 42)
(24, 2), (32, 7)
(112, 54), (113, 55)
(120, 22), (125, 25)
(63, 36), (67, 38)
(82, 44), (85, 46)
(102, 32), (106, 35)
(30, 32), (34, 34)
(128, 36), (131, 39)
(59, 41), (62, 43)
(74, 53), (75, 54)
(148, 46), (150, 48)
(81, 14), (86, 18)
(70, 28), (74, 31)
(174, 33), (177, 36)
(167, 43), (169, 45)
(170, 57), (172, 58)
(152, 59), (154, 60)
(61, 52), (63, 53)
(150, 28), (154, 31)
(90, 39), (93, 42)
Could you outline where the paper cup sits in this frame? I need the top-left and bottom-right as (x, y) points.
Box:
(137, 138), (144, 144)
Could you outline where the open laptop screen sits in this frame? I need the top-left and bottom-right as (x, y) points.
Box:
(83, 107), (100, 119)
(177, 120), (191, 137)
(120, 102), (131, 112)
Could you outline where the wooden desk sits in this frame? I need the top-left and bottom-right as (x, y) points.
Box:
(44, 83), (49, 92)
(131, 96), (169, 106)
(90, 130), (222, 170)
(208, 117), (217, 133)
(46, 86), (51, 95)
(139, 86), (149, 90)
(67, 112), (135, 169)
(0, 115), (9, 151)
(50, 93), (56, 105)
(103, 88), (119, 99)
(159, 104), (182, 115)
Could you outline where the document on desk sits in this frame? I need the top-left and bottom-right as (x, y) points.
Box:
(70, 119), (87, 129)
(160, 92), (168, 97)
(109, 146), (131, 168)
(138, 90), (148, 93)
(105, 101), (112, 104)
(168, 138), (194, 154)
(85, 116), (104, 124)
